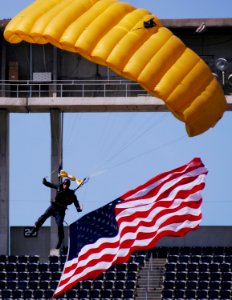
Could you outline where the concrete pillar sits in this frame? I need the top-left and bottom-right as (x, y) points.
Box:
(0, 110), (9, 254)
(50, 109), (63, 250)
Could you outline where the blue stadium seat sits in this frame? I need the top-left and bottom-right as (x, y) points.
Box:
(39, 280), (50, 289)
(65, 289), (77, 298)
(201, 255), (212, 264)
(213, 254), (224, 263)
(11, 289), (22, 298)
(6, 271), (17, 281)
(28, 271), (40, 281)
(38, 262), (49, 272)
(198, 262), (209, 272)
(125, 280), (136, 290)
(49, 262), (60, 272)
(208, 289), (220, 299)
(50, 271), (61, 281)
(100, 289), (112, 298)
(49, 255), (59, 263)
(221, 271), (232, 281)
(16, 262), (27, 272)
(5, 262), (15, 272)
(33, 289), (44, 298)
(167, 254), (178, 263)
(196, 289), (208, 298)
(220, 280), (231, 290)
(187, 271), (198, 281)
(0, 255), (7, 263)
(220, 262), (230, 272)
(175, 280), (186, 290)
(185, 289), (196, 299)
(40, 271), (51, 281)
(209, 280), (220, 290)
(187, 262), (198, 272)
(210, 271), (221, 281)
(175, 271), (187, 281)
(162, 289), (173, 298)
(0, 280), (6, 289)
(18, 280), (27, 290)
(0, 263), (5, 272)
(115, 270), (127, 280)
(22, 289), (33, 299)
(17, 255), (29, 264)
(0, 272), (6, 280)
(103, 280), (114, 290)
(165, 271), (175, 281)
(1, 288), (12, 299)
(92, 279), (103, 289)
(27, 262), (37, 272)
(198, 271), (210, 281)
(6, 279), (17, 289)
(7, 255), (17, 263)
(220, 289), (231, 299)
(81, 279), (92, 289)
(89, 288), (101, 298)
(189, 254), (201, 263)
(198, 280), (209, 290)
(49, 280), (59, 290)
(179, 255), (190, 263)
(18, 271), (27, 281)
(43, 288), (54, 298)
(163, 280), (175, 290)
(165, 262), (176, 272)
(173, 289), (185, 298)
(28, 280), (39, 290)
(112, 289), (123, 298)
(209, 262), (220, 272)
(176, 262), (187, 272)
(28, 255), (39, 264)
(122, 289), (134, 298)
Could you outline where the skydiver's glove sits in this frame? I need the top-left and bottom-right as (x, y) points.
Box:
(76, 208), (82, 213)
(42, 177), (47, 185)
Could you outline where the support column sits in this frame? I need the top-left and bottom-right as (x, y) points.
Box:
(50, 109), (63, 250)
(0, 110), (9, 254)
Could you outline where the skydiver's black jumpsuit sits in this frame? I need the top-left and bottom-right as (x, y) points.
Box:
(34, 178), (82, 249)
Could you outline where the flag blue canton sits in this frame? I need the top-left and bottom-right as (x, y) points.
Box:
(68, 199), (120, 260)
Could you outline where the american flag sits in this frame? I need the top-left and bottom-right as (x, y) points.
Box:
(53, 157), (207, 297)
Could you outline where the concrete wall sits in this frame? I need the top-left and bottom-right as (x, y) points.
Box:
(10, 226), (232, 261)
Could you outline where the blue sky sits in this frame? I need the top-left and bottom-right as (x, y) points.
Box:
(1, 0), (232, 227)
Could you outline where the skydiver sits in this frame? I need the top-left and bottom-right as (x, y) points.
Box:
(30, 177), (82, 249)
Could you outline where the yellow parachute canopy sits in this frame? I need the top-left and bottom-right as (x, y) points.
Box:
(4, 0), (227, 136)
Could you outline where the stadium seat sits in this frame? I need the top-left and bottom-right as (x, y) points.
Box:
(1, 288), (12, 299)
(103, 280), (114, 290)
(18, 280), (27, 290)
(22, 289), (33, 299)
(0, 280), (6, 289)
(81, 279), (92, 289)
(185, 289), (196, 299)
(7, 255), (17, 263)
(0, 263), (5, 271)
(0, 272), (6, 280)
(125, 280), (136, 290)
(6, 271), (17, 281)
(28, 280), (39, 290)
(201, 255), (212, 263)
(221, 271), (232, 281)
(208, 289), (220, 299)
(213, 254), (224, 263)
(220, 280), (231, 290)
(175, 271), (187, 281)
(187, 270), (198, 281)
(33, 289), (44, 298)
(28, 271), (39, 281)
(220, 289), (231, 299)
(5, 262), (15, 272)
(198, 280), (209, 290)
(40, 271), (51, 281)
(175, 280), (186, 289)
(167, 254), (178, 263)
(27, 262), (37, 272)
(0, 255), (7, 263)
(50, 271), (61, 281)
(179, 254), (190, 263)
(186, 280), (197, 290)
(173, 289), (185, 298)
(176, 262), (187, 272)
(209, 280), (220, 290)
(209, 262), (220, 272)
(16, 262), (27, 272)
(165, 271), (175, 281)
(198, 262), (209, 272)
(165, 262), (176, 272)
(100, 289), (112, 298)
(28, 255), (39, 264)
(112, 289), (123, 298)
(127, 270), (138, 280)
(122, 289), (134, 298)
(210, 271), (221, 281)
(198, 271), (210, 281)
(49, 255), (59, 263)
(65, 289), (77, 298)
(162, 289), (173, 298)
(49, 262), (60, 272)
(43, 288), (54, 298)
(18, 255), (29, 264)
(187, 262), (198, 272)
(38, 262), (49, 272)
(89, 288), (101, 298)
(220, 262), (230, 272)
(39, 280), (50, 289)
(6, 279), (17, 289)
(189, 254), (201, 263)
(115, 270), (127, 280)
(196, 289), (208, 298)
(92, 279), (103, 289)
(11, 289), (22, 298)
(17, 271), (27, 281)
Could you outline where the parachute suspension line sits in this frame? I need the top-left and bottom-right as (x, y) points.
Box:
(42, 45), (47, 72)
(99, 136), (186, 174)
(89, 113), (168, 176)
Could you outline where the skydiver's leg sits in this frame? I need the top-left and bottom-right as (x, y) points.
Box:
(55, 210), (65, 249)
(31, 205), (54, 235)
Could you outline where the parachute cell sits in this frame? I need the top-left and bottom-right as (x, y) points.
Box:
(3, 0), (227, 136)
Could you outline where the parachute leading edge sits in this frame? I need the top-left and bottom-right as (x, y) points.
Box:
(4, 0), (227, 136)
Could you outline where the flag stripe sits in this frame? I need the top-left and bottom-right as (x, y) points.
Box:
(53, 157), (207, 297)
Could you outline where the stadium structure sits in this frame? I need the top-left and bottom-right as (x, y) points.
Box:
(0, 17), (232, 299)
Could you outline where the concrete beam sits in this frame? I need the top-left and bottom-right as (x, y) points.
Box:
(0, 95), (231, 113)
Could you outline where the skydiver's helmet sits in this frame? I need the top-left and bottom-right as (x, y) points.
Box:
(63, 178), (71, 187)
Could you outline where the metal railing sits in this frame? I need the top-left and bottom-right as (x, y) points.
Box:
(0, 80), (149, 98)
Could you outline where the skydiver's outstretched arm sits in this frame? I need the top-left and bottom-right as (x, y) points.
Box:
(42, 177), (58, 190)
